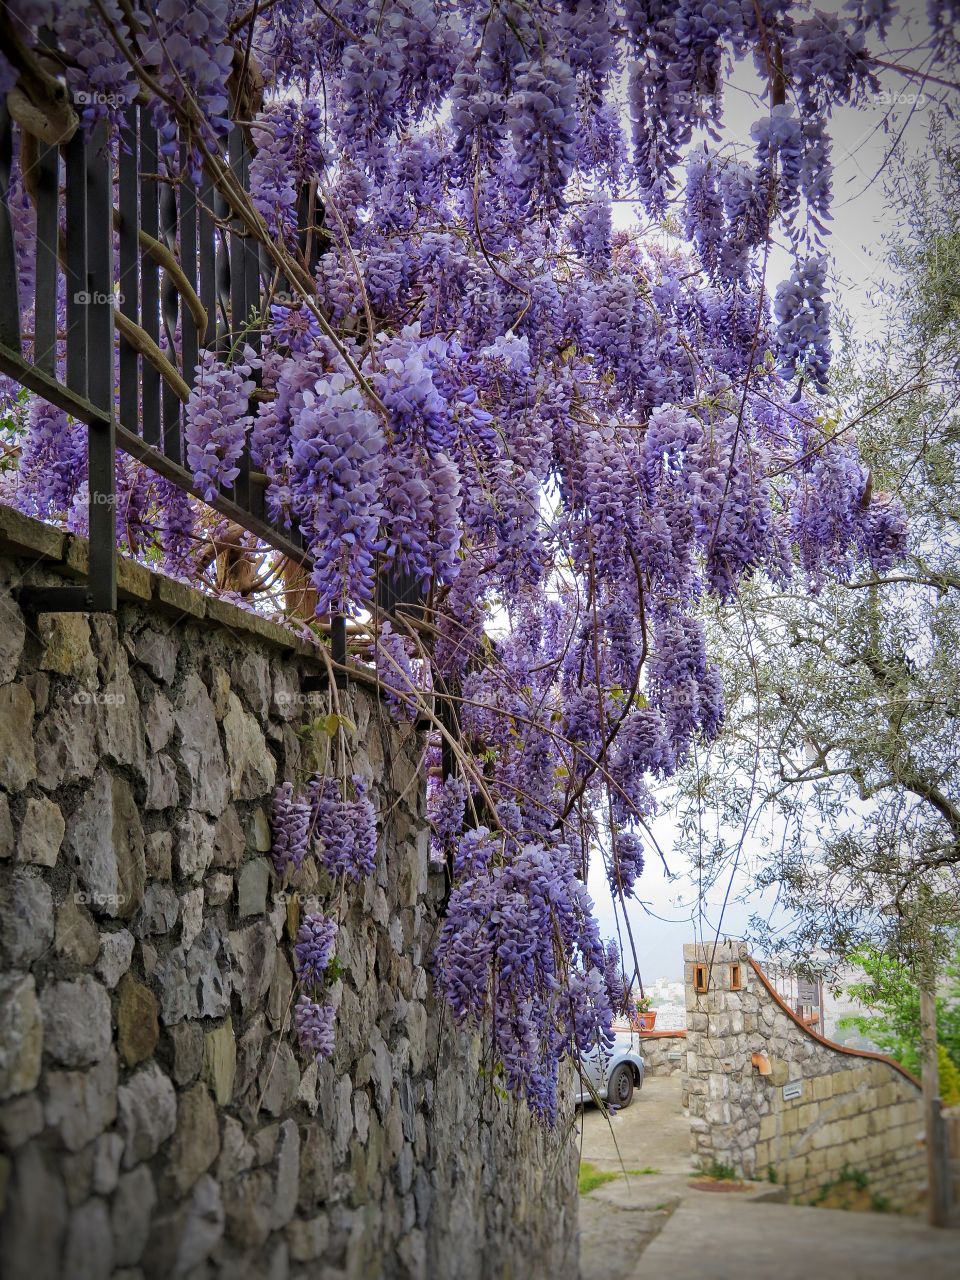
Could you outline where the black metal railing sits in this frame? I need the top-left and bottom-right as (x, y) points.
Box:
(0, 99), (356, 639)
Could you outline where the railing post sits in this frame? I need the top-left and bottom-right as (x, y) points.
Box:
(140, 117), (161, 447)
(0, 106), (21, 353)
(240, 135), (263, 521)
(159, 165), (180, 461)
(436, 671), (461, 891)
(63, 126), (87, 399)
(198, 171), (217, 348)
(33, 138), (59, 376)
(179, 142), (198, 387)
(85, 120), (116, 611)
(331, 614), (348, 688)
(228, 127), (251, 509)
(118, 105), (139, 427)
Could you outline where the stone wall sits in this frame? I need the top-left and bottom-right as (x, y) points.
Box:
(636, 1032), (685, 1077)
(0, 508), (579, 1280)
(683, 941), (926, 1210)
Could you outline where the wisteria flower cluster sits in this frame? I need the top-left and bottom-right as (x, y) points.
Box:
(375, 621), (417, 722)
(429, 775), (468, 862)
(602, 941), (633, 1020)
(184, 347), (259, 502)
(293, 996), (336, 1062)
(293, 912), (339, 1062)
(139, 0), (234, 167)
(293, 911), (338, 987)
(270, 773), (378, 883)
(433, 838), (612, 1122)
(268, 781), (312, 876)
(250, 99), (327, 245)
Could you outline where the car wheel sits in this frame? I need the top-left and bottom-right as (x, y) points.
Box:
(608, 1063), (634, 1109)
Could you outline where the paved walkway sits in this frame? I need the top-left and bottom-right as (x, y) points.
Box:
(576, 1074), (960, 1280)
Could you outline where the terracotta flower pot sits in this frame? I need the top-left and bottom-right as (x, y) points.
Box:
(636, 1010), (657, 1031)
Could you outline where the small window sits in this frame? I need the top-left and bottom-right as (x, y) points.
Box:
(730, 963), (742, 991)
(694, 963), (709, 993)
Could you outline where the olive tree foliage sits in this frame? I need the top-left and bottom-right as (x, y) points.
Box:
(669, 127), (960, 968)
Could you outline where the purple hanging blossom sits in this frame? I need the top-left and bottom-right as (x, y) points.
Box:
(602, 940), (633, 1018)
(250, 99), (326, 244)
(293, 912), (338, 987)
(433, 838), (613, 1121)
(16, 399), (85, 518)
(430, 775), (467, 860)
(294, 994), (336, 1061)
(269, 781), (312, 875)
(311, 774), (378, 881)
(289, 373), (385, 616)
(454, 827), (496, 878)
(348, 776), (378, 879)
(157, 478), (196, 579)
(608, 831), (645, 898)
(184, 347), (258, 502)
(375, 622), (417, 721)
(139, 0), (234, 168)
(774, 255), (831, 390)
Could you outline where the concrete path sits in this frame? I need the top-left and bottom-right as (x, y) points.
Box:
(576, 1073), (698, 1280)
(576, 1074), (960, 1280)
(635, 1195), (960, 1280)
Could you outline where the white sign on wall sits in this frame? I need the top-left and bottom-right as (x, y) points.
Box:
(783, 1080), (803, 1101)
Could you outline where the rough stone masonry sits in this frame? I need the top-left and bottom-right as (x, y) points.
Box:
(0, 508), (579, 1280)
(682, 940), (926, 1209)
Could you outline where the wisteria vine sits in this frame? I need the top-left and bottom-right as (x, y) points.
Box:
(0, 0), (942, 1120)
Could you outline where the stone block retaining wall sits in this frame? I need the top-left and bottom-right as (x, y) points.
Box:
(683, 941), (925, 1210)
(0, 509), (578, 1280)
(636, 1032), (685, 1077)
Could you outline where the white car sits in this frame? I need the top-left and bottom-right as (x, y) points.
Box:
(575, 1026), (645, 1109)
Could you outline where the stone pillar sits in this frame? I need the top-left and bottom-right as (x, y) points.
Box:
(683, 941), (754, 1175)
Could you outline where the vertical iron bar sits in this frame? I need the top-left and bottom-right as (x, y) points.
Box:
(298, 179), (326, 274)
(228, 127), (250, 508)
(378, 566), (425, 618)
(228, 128), (246, 353)
(241, 138), (261, 517)
(0, 107), (22, 353)
(179, 142), (198, 388)
(436, 672), (461, 889)
(438, 676), (460, 779)
(33, 139), (59, 375)
(198, 171), (216, 348)
(243, 152), (260, 354)
(85, 120), (116, 611)
(140, 118), (161, 446)
(29, 24), (58, 366)
(118, 105), (138, 427)
(214, 182), (231, 348)
(159, 162), (180, 461)
(213, 148), (235, 507)
(331, 614), (347, 688)
(63, 127), (87, 398)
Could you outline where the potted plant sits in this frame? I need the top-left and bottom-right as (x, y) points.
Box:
(633, 996), (657, 1032)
